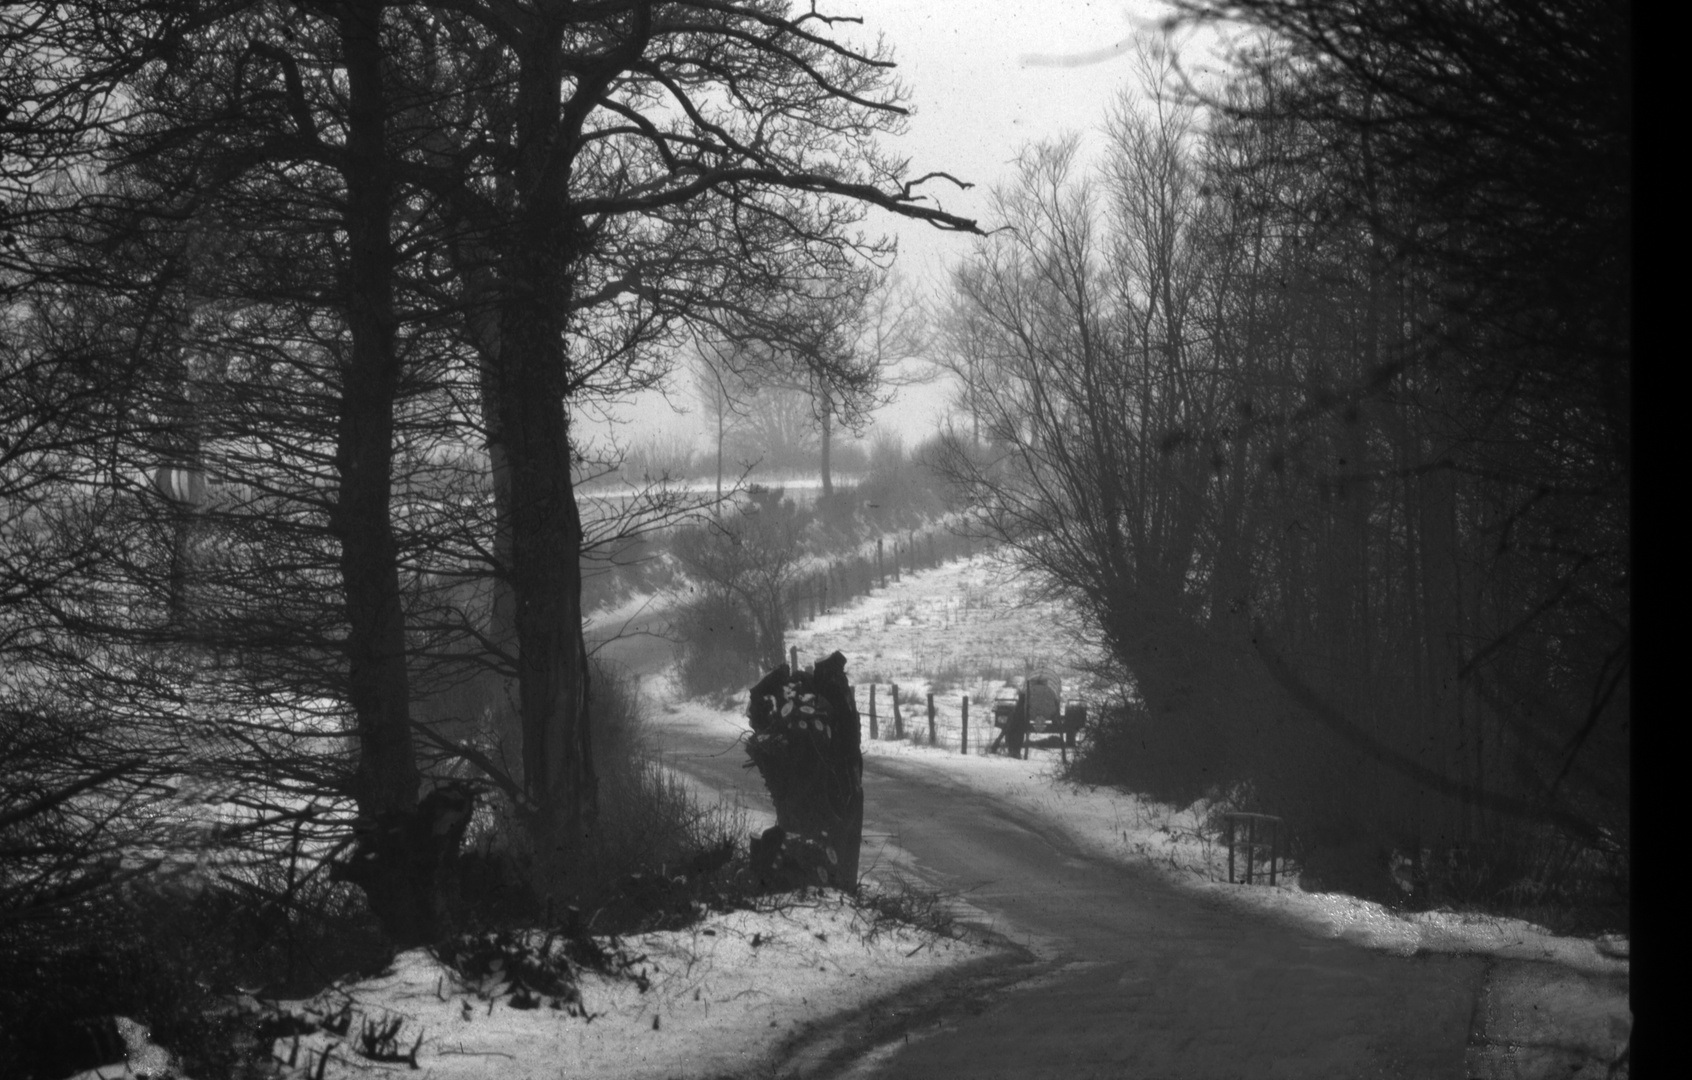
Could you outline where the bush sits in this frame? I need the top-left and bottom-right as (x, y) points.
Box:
(0, 659), (755, 1079)
(812, 484), (864, 535)
(1064, 699), (1240, 807)
(829, 439), (870, 476)
(452, 659), (750, 935)
(587, 661), (748, 919)
(619, 431), (700, 481)
(671, 587), (761, 698)
(1065, 688), (1629, 933)
(1416, 829), (1627, 935)
(0, 869), (391, 1080)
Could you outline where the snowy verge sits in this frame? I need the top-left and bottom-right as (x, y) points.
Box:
(763, 552), (1629, 978)
(858, 737), (1629, 975)
(70, 893), (989, 1080)
(240, 895), (984, 1080)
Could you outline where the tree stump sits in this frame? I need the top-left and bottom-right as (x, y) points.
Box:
(744, 652), (864, 890)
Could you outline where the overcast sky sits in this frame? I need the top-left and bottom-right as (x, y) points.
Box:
(850, 1), (1198, 284)
(596, 1), (1225, 459)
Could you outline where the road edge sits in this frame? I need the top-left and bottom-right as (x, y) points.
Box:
(766, 925), (1044, 1080)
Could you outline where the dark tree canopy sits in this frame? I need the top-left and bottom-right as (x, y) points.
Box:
(937, 12), (1628, 909)
(2, 0), (980, 942)
(1179, 0), (1630, 453)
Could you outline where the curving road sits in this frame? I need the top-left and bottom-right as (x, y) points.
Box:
(656, 719), (1486, 1080)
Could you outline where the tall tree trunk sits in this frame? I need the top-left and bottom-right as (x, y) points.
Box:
(818, 400), (833, 497)
(715, 404), (727, 510)
(494, 300), (596, 878)
(454, 264), (524, 782)
(493, 23), (599, 883)
(329, 0), (435, 943)
(334, 0), (416, 821)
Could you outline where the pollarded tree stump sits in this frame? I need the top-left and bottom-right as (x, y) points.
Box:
(744, 651), (864, 891)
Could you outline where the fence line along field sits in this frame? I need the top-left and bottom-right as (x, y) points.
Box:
(782, 550), (1100, 755)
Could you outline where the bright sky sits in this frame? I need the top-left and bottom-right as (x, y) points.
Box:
(849, 0), (1192, 288)
(596, 1), (1227, 456)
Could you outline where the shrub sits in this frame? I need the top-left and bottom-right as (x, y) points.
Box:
(0, 868), (390, 1080)
(671, 587), (760, 698)
(586, 662), (748, 915)
(619, 431), (701, 481)
(1416, 829), (1628, 935)
(451, 659), (750, 935)
(1065, 687), (1629, 933)
(829, 438), (869, 476)
(812, 484), (863, 535)
(1064, 699), (1240, 807)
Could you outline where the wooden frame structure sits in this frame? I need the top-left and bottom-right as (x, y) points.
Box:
(1222, 812), (1283, 886)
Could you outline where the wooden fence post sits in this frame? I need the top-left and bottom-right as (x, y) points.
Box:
(1227, 815), (1235, 884)
(1223, 813), (1283, 886)
(891, 683), (903, 740)
(869, 684), (878, 740)
(961, 696), (969, 754)
(789, 644), (798, 672)
(1246, 816), (1257, 885)
(876, 538), (884, 587)
(927, 693), (936, 746)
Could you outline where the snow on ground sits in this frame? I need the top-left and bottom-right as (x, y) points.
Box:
(71, 895), (985, 1080)
(85, 551), (1624, 1080)
(763, 551), (1628, 977)
(256, 897), (979, 1080)
(793, 546), (1082, 715)
(858, 738), (1626, 972)
(586, 587), (671, 639)
(578, 473), (857, 498)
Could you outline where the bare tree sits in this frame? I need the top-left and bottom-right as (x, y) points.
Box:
(672, 490), (809, 673)
(6, 0), (985, 919)
(382, 3), (981, 885)
(1173, 1), (1629, 855)
(694, 342), (758, 505)
(811, 273), (930, 497)
(713, 269), (928, 496)
(937, 22), (1628, 914)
